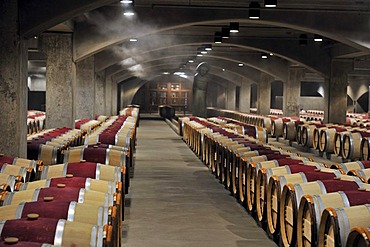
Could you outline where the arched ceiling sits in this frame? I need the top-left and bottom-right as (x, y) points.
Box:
(24, 0), (370, 83)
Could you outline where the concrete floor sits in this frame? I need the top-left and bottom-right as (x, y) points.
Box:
(122, 120), (277, 247)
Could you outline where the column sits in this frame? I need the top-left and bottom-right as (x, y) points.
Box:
(94, 71), (106, 116)
(111, 81), (118, 115)
(75, 56), (95, 119)
(226, 82), (236, 110)
(239, 79), (251, 113)
(326, 59), (352, 124)
(258, 73), (273, 115)
(0, 1), (28, 157)
(105, 76), (112, 115)
(284, 67), (304, 117)
(41, 33), (76, 128)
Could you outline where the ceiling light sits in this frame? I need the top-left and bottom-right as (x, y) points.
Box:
(120, 0), (133, 3)
(214, 31), (222, 44)
(188, 60), (194, 63)
(203, 44), (213, 51)
(299, 34), (308, 46)
(197, 53), (203, 57)
(221, 27), (230, 39)
(314, 34), (323, 42)
(269, 53), (274, 56)
(238, 63), (244, 67)
(129, 38), (137, 42)
(162, 72), (170, 75)
(222, 69), (225, 72)
(249, 2), (260, 19)
(261, 53), (268, 59)
(123, 11), (135, 16)
(264, 0), (277, 7)
(230, 22), (239, 33)
(201, 51), (207, 54)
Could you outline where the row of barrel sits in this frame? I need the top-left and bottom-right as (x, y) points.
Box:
(182, 116), (370, 247)
(27, 110), (46, 135)
(0, 106), (139, 246)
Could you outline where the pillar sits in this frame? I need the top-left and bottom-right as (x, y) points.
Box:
(0, 1), (28, 157)
(226, 82), (236, 110)
(284, 67), (304, 117)
(111, 81), (118, 115)
(258, 73), (273, 115)
(239, 79), (251, 113)
(105, 76), (112, 115)
(75, 56), (95, 119)
(94, 71), (106, 116)
(326, 59), (353, 124)
(41, 33), (76, 128)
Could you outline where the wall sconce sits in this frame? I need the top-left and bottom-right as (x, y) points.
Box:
(214, 31), (222, 43)
(230, 22), (239, 33)
(264, 0), (277, 7)
(221, 27), (230, 39)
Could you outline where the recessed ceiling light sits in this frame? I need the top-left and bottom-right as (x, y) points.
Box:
(162, 72), (170, 75)
(120, 0), (133, 3)
(269, 53), (274, 56)
(222, 69), (225, 72)
(201, 51), (207, 54)
(188, 60), (194, 63)
(129, 38), (137, 42)
(197, 54), (203, 57)
(238, 63), (244, 67)
(262, 54), (268, 59)
(123, 11), (135, 16)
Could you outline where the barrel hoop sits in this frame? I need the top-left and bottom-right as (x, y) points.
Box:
(40, 166), (49, 180)
(97, 206), (104, 226)
(120, 151), (125, 167)
(337, 208), (350, 246)
(45, 179), (51, 188)
(357, 161), (365, 170)
(0, 164), (7, 173)
(15, 202), (26, 219)
(63, 151), (70, 163)
(54, 219), (66, 246)
(96, 163), (101, 180)
(0, 220), (5, 236)
(78, 189), (86, 203)
(62, 163), (68, 177)
(105, 149), (110, 166)
(32, 188), (41, 201)
(85, 178), (91, 190)
(67, 201), (77, 221)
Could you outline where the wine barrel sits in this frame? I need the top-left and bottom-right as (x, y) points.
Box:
(313, 127), (327, 150)
(319, 127), (347, 153)
(302, 124), (325, 148)
(263, 117), (272, 134)
(279, 179), (369, 247)
(271, 118), (285, 138)
(0, 164), (35, 183)
(342, 132), (365, 160)
(12, 158), (39, 171)
(331, 161), (370, 173)
(0, 174), (22, 192)
(0, 187), (119, 208)
(16, 177), (121, 195)
(334, 131), (348, 156)
(318, 205), (370, 247)
(297, 190), (370, 247)
(360, 137), (370, 161)
(38, 162), (123, 183)
(38, 144), (58, 166)
(0, 218), (110, 246)
(255, 162), (327, 223)
(283, 122), (296, 142)
(348, 168), (370, 183)
(345, 227), (370, 247)
(265, 173), (346, 237)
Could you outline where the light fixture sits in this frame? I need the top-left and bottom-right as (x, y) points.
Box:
(299, 34), (308, 46)
(314, 34), (323, 42)
(188, 60), (194, 63)
(261, 53), (268, 59)
(222, 68), (225, 72)
(162, 72), (170, 75)
(221, 27), (230, 39)
(230, 22), (239, 33)
(238, 63), (244, 67)
(269, 53), (274, 56)
(214, 31), (222, 43)
(123, 11), (135, 16)
(120, 0), (133, 3)
(197, 53), (203, 57)
(203, 44), (213, 51)
(129, 38), (137, 42)
(34, 36), (38, 39)
(249, 2), (260, 19)
(264, 0), (277, 7)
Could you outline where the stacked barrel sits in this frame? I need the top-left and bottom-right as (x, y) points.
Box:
(183, 113), (370, 247)
(0, 109), (139, 246)
(27, 110), (46, 135)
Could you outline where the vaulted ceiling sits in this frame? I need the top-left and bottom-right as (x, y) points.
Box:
(25, 0), (370, 85)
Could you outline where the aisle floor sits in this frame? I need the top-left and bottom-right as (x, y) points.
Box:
(122, 120), (276, 247)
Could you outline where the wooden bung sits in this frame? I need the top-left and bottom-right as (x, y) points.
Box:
(27, 213), (39, 220)
(66, 174), (73, 178)
(57, 183), (66, 188)
(80, 160), (86, 163)
(44, 196), (54, 202)
(4, 237), (19, 244)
